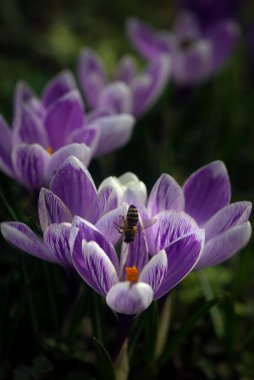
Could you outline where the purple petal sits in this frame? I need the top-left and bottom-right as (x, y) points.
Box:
(114, 55), (137, 84)
(120, 229), (149, 278)
(97, 82), (133, 114)
(147, 210), (198, 255)
(156, 229), (205, 298)
(38, 188), (73, 232)
(1, 222), (54, 263)
(44, 223), (73, 267)
(68, 126), (100, 154)
(13, 81), (34, 126)
(173, 40), (212, 85)
(96, 204), (129, 246)
(106, 281), (153, 315)
(87, 185), (118, 224)
(173, 11), (201, 41)
(204, 201), (252, 242)
(0, 116), (13, 176)
(127, 18), (175, 59)
(131, 56), (171, 117)
(196, 222), (252, 269)
(86, 108), (113, 124)
(11, 143), (50, 189)
(206, 20), (240, 71)
(50, 156), (97, 219)
(45, 143), (91, 183)
(42, 70), (77, 108)
(148, 173), (184, 216)
(183, 161), (231, 225)
(45, 90), (85, 150)
(77, 48), (107, 108)
(92, 114), (135, 157)
(73, 240), (118, 296)
(139, 250), (167, 295)
(12, 102), (49, 147)
(70, 216), (119, 272)
(26, 98), (45, 119)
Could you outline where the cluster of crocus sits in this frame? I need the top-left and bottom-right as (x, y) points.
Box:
(0, 71), (134, 190)
(77, 48), (171, 117)
(2, 158), (251, 315)
(127, 11), (239, 85)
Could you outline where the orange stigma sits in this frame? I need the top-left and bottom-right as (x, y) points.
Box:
(125, 266), (139, 283)
(46, 146), (53, 155)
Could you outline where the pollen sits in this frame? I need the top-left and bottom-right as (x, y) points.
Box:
(125, 266), (139, 283)
(46, 146), (54, 155)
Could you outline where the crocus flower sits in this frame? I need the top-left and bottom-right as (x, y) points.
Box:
(77, 48), (171, 117)
(0, 71), (134, 190)
(100, 160), (252, 269)
(0, 156), (122, 269)
(70, 210), (204, 315)
(127, 12), (240, 85)
(0, 156), (205, 315)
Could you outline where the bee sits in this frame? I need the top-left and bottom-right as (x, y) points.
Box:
(115, 204), (139, 243)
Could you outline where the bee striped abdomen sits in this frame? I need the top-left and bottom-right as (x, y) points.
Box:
(124, 205), (139, 243)
(127, 205), (139, 225)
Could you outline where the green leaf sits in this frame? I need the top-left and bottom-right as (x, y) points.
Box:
(93, 336), (116, 380)
(158, 295), (222, 367)
(196, 271), (224, 338)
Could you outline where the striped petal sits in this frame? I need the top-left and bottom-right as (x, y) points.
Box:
(45, 90), (85, 150)
(50, 156), (97, 219)
(204, 201), (252, 242)
(70, 216), (119, 272)
(38, 188), (73, 232)
(12, 143), (50, 189)
(196, 222), (252, 269)
(147, 173), (184, 216)
(156, 229), (205, 298)
(12, 102), (49, 147)
(1, 222), (54, 263)
(96, 204), (128, 246)
(183, 161), (231, 225)
(44, 223), (73, 267)
(139, 250), (167, 296)
(147, 210), (198, 255)
(45, 143), (91, 183)
(73, 240), (118, 296)
(106, 281), (153, 315)
(87, 185), (118, 224)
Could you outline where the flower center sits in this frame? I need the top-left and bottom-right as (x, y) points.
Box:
(46, 146), (53, 155)
(125, 266), (139, 283)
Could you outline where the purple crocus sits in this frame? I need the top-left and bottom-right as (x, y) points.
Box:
(1, 158), (251, 314)
(0, 71), (134, 190)
(127, 11), (239, 85)
(71, 221), (204, 315)
(0, 156), (122, 269)
(100, 161), (252, 269)
(0, 156), (205, 315)
(77, 48), (171, 117)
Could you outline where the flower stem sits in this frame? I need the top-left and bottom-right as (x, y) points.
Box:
(114, 314), (133, 360)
